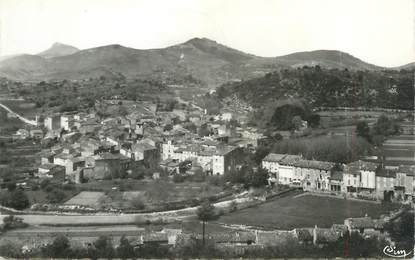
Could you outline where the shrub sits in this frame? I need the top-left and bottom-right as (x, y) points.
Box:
(130, 197), (145, 210)
(46, 190), (66, 203)
(40, 179), (51, 190)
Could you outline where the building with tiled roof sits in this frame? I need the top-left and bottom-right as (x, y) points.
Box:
(261, 153), (302, 185)
(375, 168), (397, 200)
(161, 140), (244, 175)
(396, 165), (415, 198)
(344, 216), (376, 234)
(343, 160), (379, 193)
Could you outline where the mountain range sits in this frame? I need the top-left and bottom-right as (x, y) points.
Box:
(0, 37), (411, 86)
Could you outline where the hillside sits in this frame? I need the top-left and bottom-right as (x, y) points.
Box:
(395, 62), (415, 70)
(0, 38), (403, 86)
(275, 50), (382, 70)
(216, 67), (414, 110)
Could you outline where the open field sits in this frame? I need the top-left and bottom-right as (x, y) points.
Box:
(78, 179), (224, 203)
(64, 191), (107, 206)
(384, 134), (415, 165)
(218, 193), (400, 230)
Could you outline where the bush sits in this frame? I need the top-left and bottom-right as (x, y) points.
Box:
(40, 179), (51, 189)
(0, 189), (30, 210)
(207, 175), (225, 186)
(44, 185), (54, 192)
(46, 190), (66, 203)
(62, 183), (76, 190)
(2, 215), (28, 231)
(130, 197), (145, 210)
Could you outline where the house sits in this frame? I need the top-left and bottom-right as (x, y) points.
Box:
(141, 232), (168, 245)
(29, 129), (44, 139)
(78, 120), (101, 134)
(44, 115), (61, 131)
(343, 160), (378, 193)
(294, 228), (313, 244)
(212, 146), (244, 175)
(120, 142), (159, 168)
(255, 230), (296, 246)
(312, 225), (340, 246)
(344, 216), (377, 235)
(53, 153), (85, 176)
(39, 150), (55, 164)
(375, 168), (397, 201)
(159, 158), (180, 175)
(261, 153), (302, 185)
(134, 122), (144, 135)
(209, 231), (256, 245)
(88, 153), (131, 180)
(161, 228), (182, 245)
(328, 171), (343, 192)
(295, 160), (335, 191)
(60, 115), (74, 131)
(12, 129), (29, 140)
(36, 164), (66, 183)
(162, 140), (244, 175)
(396, 165), (415, 200)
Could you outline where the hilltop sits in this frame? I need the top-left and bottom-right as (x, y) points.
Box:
(37, 42), (80, 58)
(0, 37), (396, 86)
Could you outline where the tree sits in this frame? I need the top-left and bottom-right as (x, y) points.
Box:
(163, 124), (173, 132)
(94, 235), (115, 259)
(0, 241), (22, 258)
(6, 182), (16, 191)
(45, 235), (71, 258)
(244, 167), (269, 188)
(198, 124), (211, 137)
(118, 105), (128, 117)
(372, 114), (400, 137)
(2, 215), (28, 231)
(356, 121), (370, 140)
(46, 189), (66, 203)
(130, 196), (145, 210)
(8, 189), (30, 210)
(384, 211), (414, 252)
(292, 115), (303, 130)
(117, 235), (135, 259)
(197, 201), (219, 245)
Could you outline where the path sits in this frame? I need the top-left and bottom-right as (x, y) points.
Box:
(0, 102), (38, 126)
(0, 197), (252, 226)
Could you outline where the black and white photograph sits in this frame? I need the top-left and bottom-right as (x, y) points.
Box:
(0, 0), (413, 258)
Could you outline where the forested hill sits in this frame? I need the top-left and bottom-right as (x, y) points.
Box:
(216, 66), (414, 110)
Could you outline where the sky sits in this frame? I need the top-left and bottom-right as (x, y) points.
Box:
(0, 0), (413, 67)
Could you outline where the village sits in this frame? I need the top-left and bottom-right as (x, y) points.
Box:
(0, 94), (413, 257)
(5, 98), (414, 204)
(0, 1), (413, 256)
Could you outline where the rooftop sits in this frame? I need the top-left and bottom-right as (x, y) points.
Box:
(345, 216), (375, 229)
(345, 160), (379, 173)
(293, 159), (335, 171)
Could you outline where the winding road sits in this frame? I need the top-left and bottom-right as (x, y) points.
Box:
(0, 101), (38, 126)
